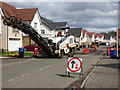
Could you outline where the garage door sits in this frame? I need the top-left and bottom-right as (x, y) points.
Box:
(8, 40), (20, 51)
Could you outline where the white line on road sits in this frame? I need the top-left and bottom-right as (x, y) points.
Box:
(40, 68), (43, 70)
(8, 79), (14, 82)
(80, 56), (103, 88)
(7, 73), (29, 82)
(40, 65), (53, 71)
(21, 75), (25, 77)
(15, 76), (20, 79)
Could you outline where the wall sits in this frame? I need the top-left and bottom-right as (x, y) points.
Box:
(91, 34), (95, 42)
(31, 11), (41, 34)
(82, 32), (87, 42)
(0, 13), (1, 35)
(40, 23), (53, 38)
(0, 34), (1, 49)
(1, 20), (7, 50)
(1, 19), (22, 50)
(0, 12), (1, 49)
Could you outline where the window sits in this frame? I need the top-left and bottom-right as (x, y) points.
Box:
(34, 22), (37, 28)
(41, 30), (45, 34)
(70, 38), (73, 44)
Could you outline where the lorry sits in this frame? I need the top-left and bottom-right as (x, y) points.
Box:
(3, 16), (76, 58)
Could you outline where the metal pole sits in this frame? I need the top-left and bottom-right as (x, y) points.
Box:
(117, 2), (119, 58)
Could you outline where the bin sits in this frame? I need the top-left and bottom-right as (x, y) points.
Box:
(110, 49), (117, 58)
(103, 43), (106, 46)
(34, 48), (38, 56)
(83, 45), (86, 48)
(19, 48), (24, 58)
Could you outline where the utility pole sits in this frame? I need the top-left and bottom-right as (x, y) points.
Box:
(117, 1), (120, 57)
(116, 1), (119, 58)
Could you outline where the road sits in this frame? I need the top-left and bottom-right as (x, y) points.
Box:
(84, 51), (119, 88)
(2, 46), (106, 88)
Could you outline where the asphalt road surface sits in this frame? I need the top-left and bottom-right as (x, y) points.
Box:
(2, 46), (106, 88)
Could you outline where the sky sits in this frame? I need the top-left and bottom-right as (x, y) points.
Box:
(6, 1), (119, 33)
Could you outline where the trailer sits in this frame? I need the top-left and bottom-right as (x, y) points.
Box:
(3, 16), (76, 58)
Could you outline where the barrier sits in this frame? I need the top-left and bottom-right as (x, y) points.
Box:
(84, 48), (89, 54)
(34, 48), (38, 56)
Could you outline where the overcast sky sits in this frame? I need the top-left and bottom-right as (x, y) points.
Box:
(7, 2), (118, 33)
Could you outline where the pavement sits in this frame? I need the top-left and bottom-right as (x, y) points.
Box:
(84, 55), (119, 89)
(2, 46), (112, 88)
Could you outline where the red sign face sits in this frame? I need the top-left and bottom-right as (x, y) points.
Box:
(67, 58), (82, 72)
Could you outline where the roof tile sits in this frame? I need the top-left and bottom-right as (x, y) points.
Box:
(0, 2), (37, 21)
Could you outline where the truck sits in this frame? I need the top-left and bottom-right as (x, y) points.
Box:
(3, 16), (76, 58)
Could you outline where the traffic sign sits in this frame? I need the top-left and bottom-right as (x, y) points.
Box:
(67, 57), (82, 73)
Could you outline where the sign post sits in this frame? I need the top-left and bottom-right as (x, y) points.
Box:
(66, 57), (83, 78)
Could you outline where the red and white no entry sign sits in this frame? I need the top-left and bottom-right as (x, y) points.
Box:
(67, 57), (82, 73)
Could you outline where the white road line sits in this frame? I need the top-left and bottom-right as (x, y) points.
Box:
(15, 76), (19, 79)
(40, 68), (43, 70)
(21, 75), (25, 77)
(8, 79), (14, 82)
(40, 65), (53, 71)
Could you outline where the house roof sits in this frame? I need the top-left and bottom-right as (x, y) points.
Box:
(82, 29), (103, 38)
(68, 28), (82, 37)
(83, 29), (95, 37)
(115, 36), (117, 40)
(102, 33), (114, 40)
(95, 34), (103, 38)
(83, 29), (86, 37)
(41, 16), (67, 30)
(0, 2), (37, 21)
(53, 22), (67, 28)
(13, 8), (38, 21)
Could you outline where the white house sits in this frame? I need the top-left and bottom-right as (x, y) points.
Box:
(95, 34), (104, 43)
(0, 2), (23, 51)
(81, 29), (93, 46)
(109, 36), (116, 45)
(40, 17), (68, 39)
(102, 33), (116, 45)
(68, 28), (82, 45)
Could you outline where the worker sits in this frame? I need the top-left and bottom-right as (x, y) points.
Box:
(88, 44), (89, 48)
(94, 45), (97, 52)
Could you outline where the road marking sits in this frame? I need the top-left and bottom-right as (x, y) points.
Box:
(15, 76), (19, 79)
(21, 75), (25, 77)
(40, 65), (53, 71)
(8, 79), (14, 82)
(40, 68), (43, 70)
(80, 55), (103, 88)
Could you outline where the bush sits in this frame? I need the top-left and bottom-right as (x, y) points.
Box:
(9, 52), (19, 57)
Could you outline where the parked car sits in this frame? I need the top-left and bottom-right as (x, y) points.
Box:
(24, 43), (40, 51)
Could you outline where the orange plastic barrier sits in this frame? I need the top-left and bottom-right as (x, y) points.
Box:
(84, 48), (89, 54)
